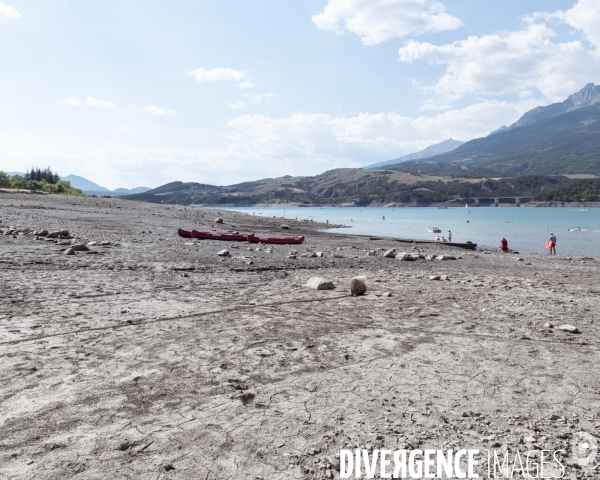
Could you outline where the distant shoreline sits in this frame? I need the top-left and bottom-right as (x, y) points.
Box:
(195, 201), (600, 208)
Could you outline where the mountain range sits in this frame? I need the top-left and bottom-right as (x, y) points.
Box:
(363, 138), (464, 169)
(3, 172), (150, 196)
(386, 83), (600, 176)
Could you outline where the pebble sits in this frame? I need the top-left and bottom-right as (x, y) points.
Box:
(544, 322), (554, 329)
(306, 277), (335, 290)
(47, 230), (70, 238)
(349, 276), (367, 296)
(217, 249), (230, 257)
(63, 247), (75, 255)
(87, 241), (98, 246)
(429, 275), (441, 281)
(383, 249), (396, 258)
(556, 324), (579, 334)
(214, 217), (224, 224)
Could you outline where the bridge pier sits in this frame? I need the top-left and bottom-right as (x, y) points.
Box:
(475, 199), (480, 207)
(495, 198), (499, 207)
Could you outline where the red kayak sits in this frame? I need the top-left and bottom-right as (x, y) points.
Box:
(178, 228), (193, 238)
(247, 233), (305, 245)
(192, 230), (248, 241)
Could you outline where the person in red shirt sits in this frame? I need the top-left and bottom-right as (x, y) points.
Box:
(499, 237), (508, 253)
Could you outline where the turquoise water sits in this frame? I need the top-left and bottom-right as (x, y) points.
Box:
(214, 206), (600, 255)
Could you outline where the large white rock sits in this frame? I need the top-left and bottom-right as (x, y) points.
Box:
(383, 249), (396, 258)
(217, 249), (230, 257)
(306, 277), (335, 290)
(556, 324), (579, 334)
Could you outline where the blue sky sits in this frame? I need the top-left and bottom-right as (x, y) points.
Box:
(1, 0), (598, 189)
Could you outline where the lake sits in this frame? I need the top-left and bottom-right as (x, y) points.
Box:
(213, 206), (600, 255)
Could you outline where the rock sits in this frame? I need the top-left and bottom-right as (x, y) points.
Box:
(63, 247), (75, 255)
(349, 276), (367, 296)
(87, 241), (98, 246)
(425, 254), (436, 261)
(163, 464), (175, 471)
(57, 240), (72, 246)
(440, 275), (450, 281)
(287, 255), (297, 259)
(549, 414), (561, 420)
(214, 217), (224, 224)
(280, 224), (289, 229)
(71, 244), (90, 252)
(306, 277), (335, 290)
(383, 249), (396, 258)
(556, 324), (579, 334)
(429, 275), (441, 281)
(316, 252), (324, 257)
(544, 322), (554, 329)
(100, 241), (111, 246)
(437, 254), (456, 260)
(47, 230), (70, 238)
(327, 456), (340, 471)
(395, 252), (417, 261)
(524, 436), (537, 443)
(301, 252), (317, 258)
(217, 249), (230, 257)
(37, 229), (48, 236)
(368, 250), (377, 256)
(382, 292), (392, 298)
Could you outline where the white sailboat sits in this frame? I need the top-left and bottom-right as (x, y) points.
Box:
(465, 203), (468, 210)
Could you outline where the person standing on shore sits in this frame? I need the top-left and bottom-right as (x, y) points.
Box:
(448, 230), (452, 242)
(546, 233), (557, 255)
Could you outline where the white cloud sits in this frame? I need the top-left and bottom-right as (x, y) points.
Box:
(62, 97), (80, 106)
(312, 0), (462, 45)
(84, 96), (116, 109)
(0, 2), (20, 19)
(0, 102), (536, 187)
(144, 105), (174, 115)
(228, 101), (246, 110)
(188, 67), (253, 89)
(529, 0), (600, 49)
(250, 92), (276, 104)
(400, 25), (600, 102)
(399, 1), (600, 102)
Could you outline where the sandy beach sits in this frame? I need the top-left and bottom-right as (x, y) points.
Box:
(1, 192), (600, 479)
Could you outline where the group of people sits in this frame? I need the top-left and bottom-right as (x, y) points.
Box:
(498, 233), (557, 254)
(435, 230), (452, 243)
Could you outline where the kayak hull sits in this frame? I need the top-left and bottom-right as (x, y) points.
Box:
(178, 228), (193, 238)
(191, 230), (248, 241)
(247, 233), (304, 244)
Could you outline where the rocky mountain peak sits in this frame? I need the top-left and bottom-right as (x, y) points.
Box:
(510, 83), (600, 130)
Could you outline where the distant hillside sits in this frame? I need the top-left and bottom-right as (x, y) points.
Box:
(62, 175), (150, 196)
(363, 139), (464, 169)
(388, 103), (600, 176)
(122, 169), (575, 206)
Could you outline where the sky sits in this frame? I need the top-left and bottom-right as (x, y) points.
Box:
(1, 0), (599, 189)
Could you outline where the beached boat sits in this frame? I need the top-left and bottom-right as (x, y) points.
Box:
(247, 233), (305, 244)
(178, 228), (193, 238)
(427, 227), (441, 233)
(191, 230), (249, 241)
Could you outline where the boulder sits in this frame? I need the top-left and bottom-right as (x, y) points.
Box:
(37, 229), (49, 236)
(349, 276), (367, 296)
(217, 249), (230, 257)
(383, 249), (396, 258)
(306, 277), (335, 290)
(214, 217), (224, 224)
(63, 247), (75, 255)
(436, 254), (456, 261)
(47, 230), (70, 238)
(396, 252), (418, 261)
(71, 244), (90, 252)
(556, 324), (579, 334)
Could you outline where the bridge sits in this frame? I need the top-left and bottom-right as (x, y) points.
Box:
(461, 197), (533, 207)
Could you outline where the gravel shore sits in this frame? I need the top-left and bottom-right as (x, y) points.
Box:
(1, 192), (599, 479)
